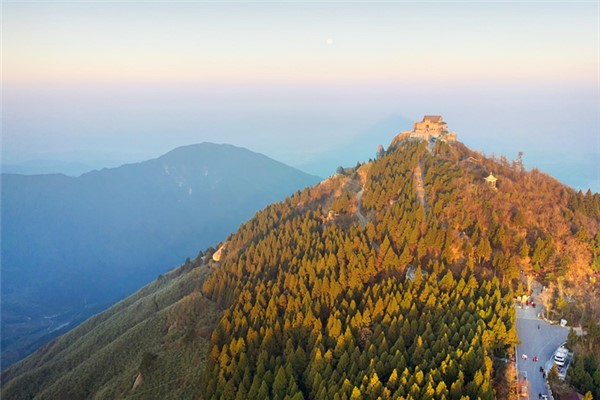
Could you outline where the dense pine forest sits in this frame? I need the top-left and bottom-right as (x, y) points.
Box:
(201, 140), (520, 399)
(2, 138), (599, 399)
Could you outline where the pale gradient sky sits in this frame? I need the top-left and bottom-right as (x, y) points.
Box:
(2, 1), (599, 190)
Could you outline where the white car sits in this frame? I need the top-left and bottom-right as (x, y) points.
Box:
(554, 350), (567, 367)
(555, 347), (567, 356)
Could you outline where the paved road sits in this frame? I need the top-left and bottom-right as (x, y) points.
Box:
(516, 285), (569, 399)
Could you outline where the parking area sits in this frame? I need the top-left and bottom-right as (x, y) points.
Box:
(516, 287), (569, 399)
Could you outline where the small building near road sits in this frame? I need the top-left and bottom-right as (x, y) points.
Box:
(560, 319), (567, 327)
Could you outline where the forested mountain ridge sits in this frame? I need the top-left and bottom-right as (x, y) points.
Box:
(2, 138), (599, 399)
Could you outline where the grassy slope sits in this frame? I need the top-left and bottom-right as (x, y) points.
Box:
(1, 261), (220, 400)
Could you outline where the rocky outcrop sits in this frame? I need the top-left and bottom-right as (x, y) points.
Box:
(132, 372), (144, 391)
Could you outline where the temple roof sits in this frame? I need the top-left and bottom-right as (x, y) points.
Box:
(423, 115), (443, 123)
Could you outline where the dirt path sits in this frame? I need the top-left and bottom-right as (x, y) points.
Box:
(414, 163), (427, 214)
(355, 189), (368, 227)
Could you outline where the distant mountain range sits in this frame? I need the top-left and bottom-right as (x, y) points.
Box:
(1, 143), (320, 367)
(1, 150), (151, 177)
(2, 159), (96, 176)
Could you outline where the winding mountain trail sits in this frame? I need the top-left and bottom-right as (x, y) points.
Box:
(355, 189), (368, 227)
(414, 162), (428, 214)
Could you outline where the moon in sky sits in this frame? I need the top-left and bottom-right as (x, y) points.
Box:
(326, 37), (333, 45)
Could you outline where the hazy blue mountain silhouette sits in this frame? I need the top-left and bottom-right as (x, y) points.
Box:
(1, 142), (320, 367)
(2, 159), (96, 176)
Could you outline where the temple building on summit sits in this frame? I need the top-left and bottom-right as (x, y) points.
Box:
(397, 115), (458, 143)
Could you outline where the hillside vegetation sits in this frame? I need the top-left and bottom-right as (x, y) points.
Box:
(3, 138), (599, 399)
(1, 262), (219, 399)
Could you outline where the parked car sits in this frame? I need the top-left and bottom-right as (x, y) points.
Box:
(554, 351), (566, 367)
